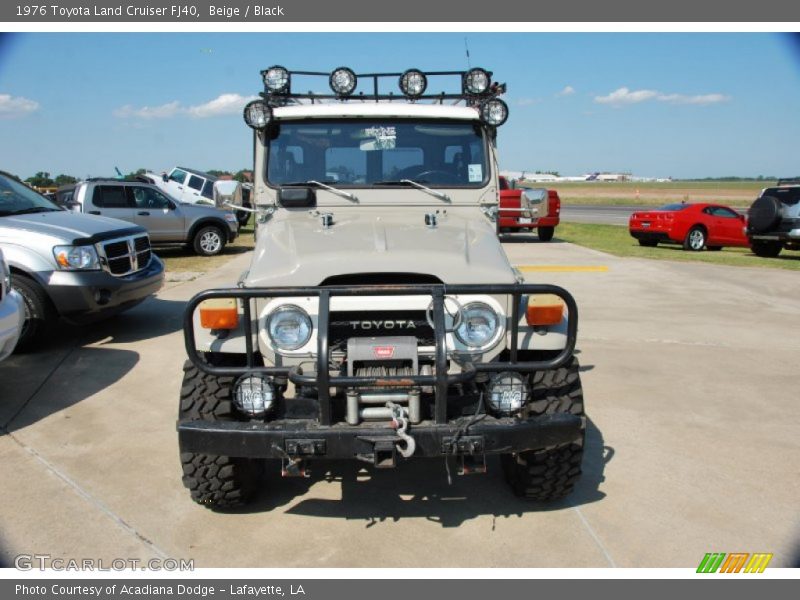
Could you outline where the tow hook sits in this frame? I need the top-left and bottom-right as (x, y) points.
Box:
(388, 402), (416, 458)
(272, 443), (310, 478)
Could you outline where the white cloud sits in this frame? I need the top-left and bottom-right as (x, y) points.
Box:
(114, 93), (257, 120)
(557, 85), (575, 97)
(0, 94), (39, 119)
(594, 87), (730, 107)
(657, 93), (731, 105)
(113, 101), (182, 119)
(187, 93), (258, 118)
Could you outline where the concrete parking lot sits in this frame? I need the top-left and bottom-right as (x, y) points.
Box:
(0, 239), (798, 568)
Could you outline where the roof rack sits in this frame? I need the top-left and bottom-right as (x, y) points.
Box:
(776, 177), (800, 186)
(244, 66), (510, 130)
(258, 66), (506, 106)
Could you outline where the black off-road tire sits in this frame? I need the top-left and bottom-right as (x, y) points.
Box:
(192, 225), (226, 257)
(638, 239), (658, 247)
(501, 356), (585, 501)
(751, 240), (782, 258)
(537, 226), (555, 242)
(179, 361), (259, 509)
(747, 196), (781, 234)
(11, 275), (56, 353)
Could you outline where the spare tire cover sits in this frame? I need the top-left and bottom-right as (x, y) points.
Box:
(748, 196), (781, 233)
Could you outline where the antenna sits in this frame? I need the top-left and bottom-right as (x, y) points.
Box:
(464, 37), (471, 69)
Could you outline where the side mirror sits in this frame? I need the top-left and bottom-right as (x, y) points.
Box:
(162, 173), (168, 183)
(278, 186), (316, 208)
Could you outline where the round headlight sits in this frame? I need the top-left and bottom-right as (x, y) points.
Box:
(329, 67), (357, 96)
(267, 305), (312, 351)
(234, 374), (275, 417)
(487, 371), (528, 414)
(463, 68), (491, 95)
(481, 98), (509, 127)
(455, 302), (502, 349)
(262, 65), (290, 93)
(399, 69), (427, 98)
(243, 100), (272, 130)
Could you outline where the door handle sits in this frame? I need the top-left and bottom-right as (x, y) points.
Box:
(138, 211), (150, 216)
(89, 210), (101, 215)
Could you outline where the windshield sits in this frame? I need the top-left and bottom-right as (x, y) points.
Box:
(266, 119), (488, 188)
(0, 173), (62, 217)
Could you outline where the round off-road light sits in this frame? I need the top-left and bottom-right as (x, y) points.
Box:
(267, 305), (312, 351)
(480, 98), (509, 127)
(329, 67), (357, 96)
(455, 302), (503, 349)
(487, 371), (528, 414)
(399, 69), (427, 98)
(234, 374), (275, 418)
(262, 65), (290, 93)
(463, 68), (491, 95)
(243, 100), (272, 130)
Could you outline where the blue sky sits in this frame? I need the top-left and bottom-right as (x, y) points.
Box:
(0, 33), (798, 179)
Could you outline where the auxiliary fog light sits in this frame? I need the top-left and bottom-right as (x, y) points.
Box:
(480, 98), (509, 127)
(399, 69), (427, 98)
(234, 375), (275, 418)
(463, 67), (491, 95)
(329, 67), (358, 96)
(487, 371), (529, 414)
(243, 100), (272, 130)
(262, 65), (290, 93)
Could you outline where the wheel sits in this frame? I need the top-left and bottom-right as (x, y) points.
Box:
(747, 196), (781, 233)
(637, 239), (658, 247)
(706, 246), (722, 251)
(10, 275), (56, 353)
(751, 240), (782, 258)
(683, 226), (706, 251)
(179, 361), (260, 509)
(501, 357), (585, 501)
(192, 225), (226, 256)
(537, 226), (555, 242)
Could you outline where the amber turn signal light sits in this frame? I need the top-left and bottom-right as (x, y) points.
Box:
(199, 298), (239, 330)
(526, 294), (565, 326)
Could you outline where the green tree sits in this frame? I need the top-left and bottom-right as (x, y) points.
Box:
(233, 169), (252, 183)
(54, 174), (78, 186)
(124, 168), (147, 180)
(25, 171), (54, 187)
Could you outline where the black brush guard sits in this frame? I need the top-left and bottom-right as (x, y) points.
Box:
(183, 283), (578, 427)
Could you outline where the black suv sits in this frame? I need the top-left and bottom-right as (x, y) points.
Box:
(746, 179), (800, 257)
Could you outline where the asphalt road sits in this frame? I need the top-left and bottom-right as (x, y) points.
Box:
(0, 242), (797, 569)
(560, 204), (643, 225)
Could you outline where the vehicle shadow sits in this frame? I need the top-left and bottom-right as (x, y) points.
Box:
(236, 418), (612, 527)
(0, 296), (186, 434)
(499, 234), (567, 244)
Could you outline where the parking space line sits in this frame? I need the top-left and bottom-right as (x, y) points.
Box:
(515, 265), (609, 273)
(6, 434), (169, 559)
(574, 506), (618, 567)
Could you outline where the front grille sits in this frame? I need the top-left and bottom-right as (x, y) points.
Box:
(329, 310), (435, 348)
(98, 234), (152, 276)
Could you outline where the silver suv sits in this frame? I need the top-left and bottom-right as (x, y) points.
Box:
(0, 171), (164, 351)
(69, 179), (239, 256)
(747, 179), (800, 257)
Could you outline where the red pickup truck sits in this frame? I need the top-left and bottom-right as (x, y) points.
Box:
(498, 176), (560, 241)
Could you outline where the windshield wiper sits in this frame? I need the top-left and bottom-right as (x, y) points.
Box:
(374, 179), (451, 203)
(10, 207), (61, 215)
(282, 180), (358, 203)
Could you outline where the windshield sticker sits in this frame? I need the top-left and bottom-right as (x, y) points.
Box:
(468, 164), (483, 182)
(361, 126), (397, 151)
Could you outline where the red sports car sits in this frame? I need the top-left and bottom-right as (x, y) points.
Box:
(629, 203), (749, 251)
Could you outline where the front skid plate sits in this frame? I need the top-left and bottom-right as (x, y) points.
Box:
(177, 413), (584, 459)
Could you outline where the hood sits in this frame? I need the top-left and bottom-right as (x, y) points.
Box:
(247, 209), (516, 286)
(0, 211), (143, 245)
